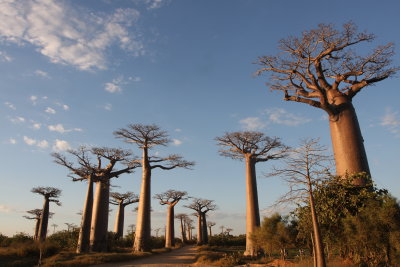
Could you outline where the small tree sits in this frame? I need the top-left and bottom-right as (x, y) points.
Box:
(256, 22), (398, 184)
(23, 209), (53, 240)
(175, 213), (188, 243)
(270, 138), (330, 267)
(207, 221), (216, 237)
(110, 191), (139, 240)
(114, 124), (194, 252)
(185, 198), (216, 245)
(216, 131), (288, 256)
(154, 190), (188, 248)
(31, 187), (61, 242)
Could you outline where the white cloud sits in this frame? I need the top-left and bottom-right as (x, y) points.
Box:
(0, 204), (15, 213)
(381, 108), (400, 137)
(105, 82), (122, 93)
(0, 1), (143, 71)
(33, 123), (41, 129)
(37, 140), (49, 148)
(10, 116), (25, 123)
(175, 128), (182, 132)
(0, 50), (12, 62)
(63, 104), (69, 110)
(265, 108), (311, 126)
(104, 103), (112, 111)
(35, 69), (50, 78)
(48, 123), (82, 133)
(53, 139), (71, 151)
(30, 95), (38, 105)
(172, 138), (182, 146)
(128, 76), (141, 82)
(145, 0), (168, 9)
(9, 138), (17, 144)
(4, 102), (16, 110)
(45, 107), (56, 114)
(23, 136), (36, 146)
(239, 117), (266, 131)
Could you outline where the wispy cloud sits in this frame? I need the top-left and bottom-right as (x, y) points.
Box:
(35, 69), (50, 79)
(104, 103), (112, 111)
(30, 95), (38, 105)
(0, 50), (12, 62)
(144, 0), (169, 9)
(380, 108), (400, 137)
(0, 204), (16, 213)
(8, 138), (17, 144)
(265, 108), (311, 126)
(105, 76), (125, 93)
(172, 138), (182, 146)
(10, 116), (25, 123)
(53, 139), (71, 151)
(32, 122), (41, 130)
(48, 124), (82, 133)
(0, 1), (143, 71)
(239, 117), (266, 131)
(23, 136), (49, 149)
(4, 102), (16, 110)
(175, 128), (182, 132)
(45, 107), (56, 114)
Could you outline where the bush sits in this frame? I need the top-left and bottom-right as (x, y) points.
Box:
(209, 234), (246, 247)
(47, 229), (79, 250)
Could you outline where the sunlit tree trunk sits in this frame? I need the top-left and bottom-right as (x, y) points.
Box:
(77, 177), (93, 253)
(244, 155), (260, 256)
(165, 205), (175, 248)
(90, 180), (110, 252)
(34, 218), (40, 240)
(196, 213), (203, 245)
(134, 148), (152, 252)
(179, 217), (186, 243)
(38, 197), (49, 242)
(329, 98), (370, 185)
(201, 213), (208, 244)
(114, 202), (125, 240)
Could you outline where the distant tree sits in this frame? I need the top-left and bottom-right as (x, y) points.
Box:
(154, 190), (188, 248)
(270, 138), (331, 267)
(110, 191), (139, 239)
(256, 22), (398, 184)
(31, 186), (61, 242)
(65, 223), (78, 232)
(23, 209), (53, 240)
(185, 198), (216, 245)
(220, 225), (225, 235)
(53, 146), (139, 252)
(175, 213), (189, 243)
(114, 124), (194, 252)
(216, 131), (288, 256)
(225, 228), (233, 236)
(207, 221), (216, 237)
(51, 223), (58, 234)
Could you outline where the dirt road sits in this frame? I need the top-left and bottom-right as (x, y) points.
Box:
(91, 245), (201, 267)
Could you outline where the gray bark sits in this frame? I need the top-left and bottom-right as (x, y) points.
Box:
(165, 205), (175, 248)
(196, 213), (202, 245)
(90, 180), (110, 252)
(114, 202), (125, 239)
(38, 198), (49, 242)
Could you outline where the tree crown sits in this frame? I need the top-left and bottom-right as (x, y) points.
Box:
(114, 124), (170, 149)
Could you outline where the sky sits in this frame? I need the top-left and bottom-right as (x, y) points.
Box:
(1, 0), (400, 238)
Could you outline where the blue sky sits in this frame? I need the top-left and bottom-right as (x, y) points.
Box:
(1, 0), (399, 237)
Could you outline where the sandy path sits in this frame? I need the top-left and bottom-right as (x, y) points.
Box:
(91, 245), (201, 267)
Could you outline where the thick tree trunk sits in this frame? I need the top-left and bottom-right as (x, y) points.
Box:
(165, 205), (175, 248)
(38, 198), (49, 242)
(76, 177), (93, 253)
(134, 148), (152, 252)
(196, 212), (203, 245)
(187, 223), (191, 241)
(309, 185), (326, 267)
(180, 217), (186, 243)
(244, 156), (260, 256)
(201, 212), (208, 244)
(34, 218), (40, 240)
(90, 180), (110, 252)
(114, 202), (124, 240)
(208, 226), (212, 237)
(329, 100), (370, 185)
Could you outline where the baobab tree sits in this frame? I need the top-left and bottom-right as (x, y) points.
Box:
(53, 146), (139, 252)
(225, 228), (233, 236)
(216, 131), (288, 256)
(185, 198), (216, 245)
(51, 223), (58, 234)
(110, 191), (139, 240)
(31, 187), (61, 242)
(154, 190), (188, 248)
(270, 139), (331, 267)
(114, 124), (195, 252)
(23, 209), (53, 240)
(175, 213), (188, 243)
(256, 22), (398, 184)
(184, 216), (194, 241)
(207, 221), (216, 237)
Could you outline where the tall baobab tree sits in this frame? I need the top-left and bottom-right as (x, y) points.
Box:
(216, 131), (288, 256)
(110, 191), (139, 240)
(31, 187), (61, 242)
(185, 198), (216, 245)
(270, 139), (331, 267)
(184, 216), (194, 241)
(154, 190), (188, 248)
(256, 22), (398, 184)
(53, 146), (139, 252)
(207, 221), (216, 237)
(175, 213), (188, 243)
(23, 209), (53, 240)
(114, 124), (194, 252)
